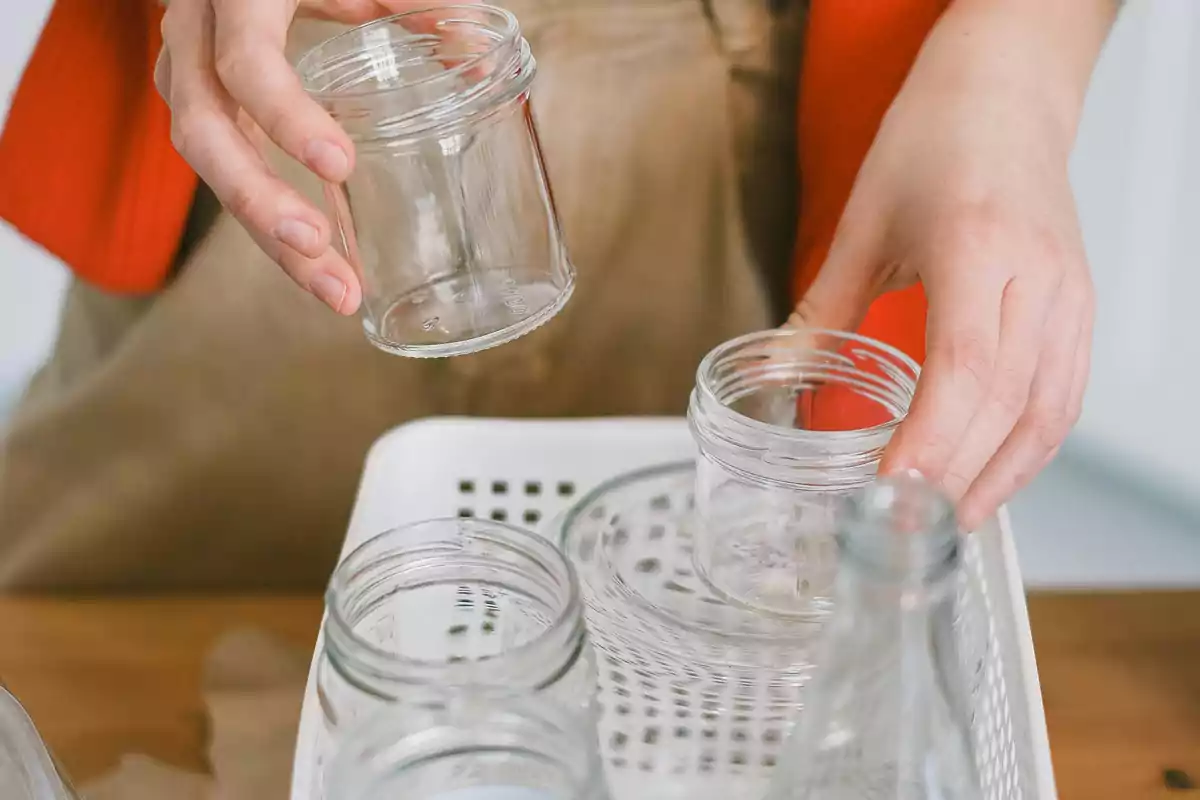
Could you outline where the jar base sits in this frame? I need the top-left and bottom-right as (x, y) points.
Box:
(365, 267), (575, 358)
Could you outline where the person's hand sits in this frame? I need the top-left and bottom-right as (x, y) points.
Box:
(787, 0), (1115, 529)
(155, 1), (460, 314)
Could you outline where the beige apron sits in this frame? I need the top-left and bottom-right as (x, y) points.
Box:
(0, 0), (804, 590)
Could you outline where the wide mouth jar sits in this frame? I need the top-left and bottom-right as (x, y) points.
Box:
(295, 6), (575, 359)
(319, 518), (593, 737)
(687, 328), (920, 615)
(689, 328), (919, 489)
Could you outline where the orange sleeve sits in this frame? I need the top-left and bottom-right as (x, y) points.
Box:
(792, 0), (952, 366)
(0, 0), (198, 294)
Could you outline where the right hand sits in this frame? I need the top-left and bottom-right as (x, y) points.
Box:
(155, 1), (460, 314)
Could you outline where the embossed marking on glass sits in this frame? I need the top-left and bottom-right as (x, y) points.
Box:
(297, 6), (574, 357)
(688, 328), (919, 616)
(766, 475), (983, 800)
(327, 691), (611, 800)
(315, 518), (595, 796)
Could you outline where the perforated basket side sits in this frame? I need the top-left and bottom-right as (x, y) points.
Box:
(290, 417), (1055, 800)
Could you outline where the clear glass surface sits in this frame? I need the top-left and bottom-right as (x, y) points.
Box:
(766, 475), (983, 800)
(0, 685), (75, 800)
(559, 463), (819, 800)
(297, 6), (574, 357)
(316, 518), (596, 797)
(688, 328), (919, 616)
(327, 692), (610, 800)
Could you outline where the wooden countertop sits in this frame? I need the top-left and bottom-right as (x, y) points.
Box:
(0, 592), (1196, 799)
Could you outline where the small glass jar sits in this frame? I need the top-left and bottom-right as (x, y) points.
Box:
(297, 5), (574, 357)
(327, 691), (610, 800)
(0, 684), (76, 800)
(315, 518), (596, 796)
(688, 328), (919, 615)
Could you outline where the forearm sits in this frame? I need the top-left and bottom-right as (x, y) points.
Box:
(906, 0), (1119, 150)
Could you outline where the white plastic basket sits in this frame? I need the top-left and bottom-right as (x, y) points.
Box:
(290, 417), (1057, 799)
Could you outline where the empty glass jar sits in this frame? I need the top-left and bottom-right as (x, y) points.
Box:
(315, 518), (596, 796)
(327, 691), (611, 800)
(297, 5), (574, 357)
(0, 684), (76, 800)
(688, 328), (919, 615)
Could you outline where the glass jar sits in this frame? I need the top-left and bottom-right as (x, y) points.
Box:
(688, 328), (919, 615)
(314, 518), (596, 796)
(297, 5), (574, 357)
(327, 691), (610, 800)
(0, 684), (76, 800)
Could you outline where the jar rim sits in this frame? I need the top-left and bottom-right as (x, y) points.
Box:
(693, 327), (920, 445)
(325, 517), (585, 684)
(295, 5), (520, 102)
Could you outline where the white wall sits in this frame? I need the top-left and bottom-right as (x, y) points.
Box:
(0, 0), (67, 418)
(1069, 0), (1200, 510)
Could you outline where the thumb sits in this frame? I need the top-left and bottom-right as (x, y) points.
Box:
(784, 224), (884, 335)
(785, 260), (878, 336)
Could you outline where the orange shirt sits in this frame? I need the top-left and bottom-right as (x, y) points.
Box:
(0, 0), (196, 294)
(794, 0), (950, 366)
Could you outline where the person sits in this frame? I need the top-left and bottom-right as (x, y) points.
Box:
(0, 0), (1116, 590)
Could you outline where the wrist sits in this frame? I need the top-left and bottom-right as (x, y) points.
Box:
(902, 0), (1117, 149)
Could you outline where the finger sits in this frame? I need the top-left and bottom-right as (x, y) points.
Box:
(164, 0), (342, 272)
(786, 218), (885, 336)
(957, 285), (1088, 529)
(938, 276), (1056, 499)
(248, 227), (364, 314)
(154, 47), (171, 104)
(211, 0), (354, 184)
(1064, 287), (1094, 429)
(880, 267), (1005, 483)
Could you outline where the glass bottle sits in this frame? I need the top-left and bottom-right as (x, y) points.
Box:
(688, 328), (919, 616)
(766, 474), (982, 800)
(327, 691), (610, 800)
(296, 5), (574, 357)
(315, 518), (596, 797)
(0, 684), (76, 800)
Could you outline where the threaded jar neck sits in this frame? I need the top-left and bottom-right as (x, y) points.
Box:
(324, 518), (587, 698)
(688, 329), (919, 491)
(295, 5), (535, 147)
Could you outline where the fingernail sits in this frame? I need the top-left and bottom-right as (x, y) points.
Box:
(309, 273), (348, 313)
(304, 139), (350, 180)
(275, 218), (320, 254)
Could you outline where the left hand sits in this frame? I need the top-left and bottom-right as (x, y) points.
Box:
(787, 3), (1101, 530)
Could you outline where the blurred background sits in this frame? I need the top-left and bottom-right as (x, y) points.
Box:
(2, 0), (1199, 588)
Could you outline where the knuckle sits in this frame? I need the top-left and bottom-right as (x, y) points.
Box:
(945, 336), (994, 388)
(987, 370), (1031, 421)
(169, 112), (204, 157)
(1027, 406), (1072, 452)
(223, 181), (260, 221)
(940, 468), (973, 501)
(213, 42), (254, 88)
(940, 201), (1008, 258)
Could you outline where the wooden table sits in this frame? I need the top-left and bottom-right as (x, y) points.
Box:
(0, 592), (1197, 799)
